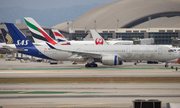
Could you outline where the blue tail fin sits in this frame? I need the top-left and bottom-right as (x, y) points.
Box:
(0, 39), (4, 43)
(5, 23), (34, 48)
(0, 28), (14, 44)
(5, 23), (54, 60)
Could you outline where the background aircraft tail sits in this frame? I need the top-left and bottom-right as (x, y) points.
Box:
(5, 23), (54, 60)
(5, 23), (34, 48)
(0, 39), (4, 43)
(90, 29), (109, 45)
(0, 28), (14, 44)
(52, 29), (68, 42)
(24, 17), (57, 45)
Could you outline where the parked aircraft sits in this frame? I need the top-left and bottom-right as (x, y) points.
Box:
(51, 29), (68, 42)
(5, 23), (178, 67)
(24, 17), (133, 46)
(0, 28), (18, 53)
(24, 17), (70, 45)
(52, 28), (133, 45)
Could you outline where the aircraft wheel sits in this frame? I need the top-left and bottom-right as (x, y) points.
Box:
(165, 64), (168, 68)
(85, 64), (90, 67)
(94, 64), (98, 67)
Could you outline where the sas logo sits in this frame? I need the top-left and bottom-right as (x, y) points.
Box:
(16, 40), (29, 45)
(95, 38), (104, 45)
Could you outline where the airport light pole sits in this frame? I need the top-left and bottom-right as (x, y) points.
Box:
(117, 18), (119, 30)
(94, 19), (96, 30)
(71, 19), (74, 30)
(67, 22), (69, 32)
(148, 17), (151, 38)
(148, 17), (151, 29)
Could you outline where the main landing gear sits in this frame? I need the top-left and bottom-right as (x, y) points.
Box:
(165, 61), (169, 68)
(85, 63), (98, 67)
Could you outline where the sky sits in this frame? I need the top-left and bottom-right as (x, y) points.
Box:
(0, 0), (118, 10)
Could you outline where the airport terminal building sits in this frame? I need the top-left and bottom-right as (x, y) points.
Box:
(1, 0), (180, 45)
(53, 0), (180, 45)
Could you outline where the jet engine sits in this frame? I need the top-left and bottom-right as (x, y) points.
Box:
(101, 55), (123, 65)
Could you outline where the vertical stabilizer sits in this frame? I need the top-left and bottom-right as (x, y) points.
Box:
(5, 23), (34, 48)
(90, 29), (108, 45)
(5, 23), (53, 60)
(24, 17), (57, 45)
(0, 28), (14, 44)
(52, 29), (68, 42)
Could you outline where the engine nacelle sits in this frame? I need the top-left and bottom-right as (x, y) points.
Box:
(102, 55), (122, 65)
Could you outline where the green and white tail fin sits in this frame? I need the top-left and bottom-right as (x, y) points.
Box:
(24, 17), (57, 45)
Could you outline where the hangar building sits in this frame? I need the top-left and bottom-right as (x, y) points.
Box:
(53, 0), (180, 45)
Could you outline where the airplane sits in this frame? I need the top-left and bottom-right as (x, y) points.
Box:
(52, 29), (109, 45)
(52, 28), (133, 45)
(0, 28), (45, 53)
(0, 28), (18, 53)
(51, 29), (68, 42)
(24, 17), (133, 46)
(24, 17), (71, 45)
(5, 23), (178, 68)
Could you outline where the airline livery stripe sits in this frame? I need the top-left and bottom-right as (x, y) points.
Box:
(37, 28), (57, 45)
(25, 19), (57, 45)
(114, 55), (117, 65)
(28, 27), (43, 36)
(53, 32), (64, 38)
(25, 19), (39, 33)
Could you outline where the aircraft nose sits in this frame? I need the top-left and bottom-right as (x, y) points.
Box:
(174, 52), (179, 58)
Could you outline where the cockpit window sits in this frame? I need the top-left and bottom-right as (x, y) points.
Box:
(168, 49), (174, 52)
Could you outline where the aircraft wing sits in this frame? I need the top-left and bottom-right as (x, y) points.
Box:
(46, 42), (102, 58)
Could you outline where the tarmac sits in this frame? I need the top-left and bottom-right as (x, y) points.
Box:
(0, 58), (180, 108)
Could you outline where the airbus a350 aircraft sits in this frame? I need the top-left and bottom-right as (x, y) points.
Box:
(5, 23), (178, 67)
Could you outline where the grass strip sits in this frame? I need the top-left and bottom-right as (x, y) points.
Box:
(0, 77), (180, 83)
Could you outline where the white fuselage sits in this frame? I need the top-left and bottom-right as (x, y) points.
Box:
(34, 45), (177, 62)
(68, 41), (133, 45)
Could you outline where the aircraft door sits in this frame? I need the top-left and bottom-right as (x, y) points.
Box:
(126, 48), (130, 54)
(158, 48), (162, 60)
(158, 48), (162, 54)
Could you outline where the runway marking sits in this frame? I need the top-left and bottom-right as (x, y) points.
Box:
(0, 91), (104, 94)
(57, 103), (103, 107)
(0, 67), (173, 70)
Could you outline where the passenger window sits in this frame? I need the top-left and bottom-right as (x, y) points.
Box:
(168, 49), (174, 52)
